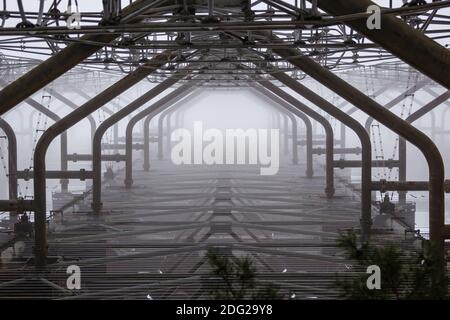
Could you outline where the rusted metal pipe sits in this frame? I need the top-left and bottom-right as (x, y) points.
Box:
(91, 74), (184, 211)
(157, 106), (178, 160)
(253, 87), (307, 170)
(23, 97), (69, 192)
(270, 45), (446, 262)
(0, 81), (69, 191)
(0, 117), (17, 201)
(125, 83), (194, 188)
(33, 50), (176, 268)
(260, 70), (372, 240)
(398, 91), (450, 202)
(340, 85), (390, 159)
(48, 89), (97, 142)
(71, 88), (120, 148)
(143, 90), (202, 171)
(258, 80), (335, 198)
(317, 0), (450, 90)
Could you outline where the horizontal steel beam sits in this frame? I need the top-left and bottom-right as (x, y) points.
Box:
(67, 154), (126, 162)
(371, 180), (450, 193)
(317, 0), (450, 90)
(334, 159), (399, 169)
(297, 139), (340, 146)
(16, 170), (94, 181)
(0, 0), (152, 115)
(0, 200), (34, 212)
(314, 147), (362, 155)
(101, 143), (144, 150)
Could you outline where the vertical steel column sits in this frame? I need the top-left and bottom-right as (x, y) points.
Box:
(253, 87), (302, 167)
(279, 107), (298, 164)
(143, 114), (156, 171)
(72, 88), (120, 148)
(340, 121), (346, 157)
(429, 110), (436, 141)
(398, 91), (450, 202)
(260, 73), (372, 239)
(282, 113), (289, 155)
(175, 109), (183, 129)
(0, 117), (17, 201)
(166, 111), (173, 155)
(33, 50), (176, 268)
(92, 74), (184, 211)
(48, 89), (97, 142)
(271, 45), (445, 260)
(143, 90), (201, 171)
(0, 81), (69, 191)
(424, 88), (450, 136)
(25, 98), (69, 192)
(317, 0), (450, 90)
(258, 80), (335, 198)
(158, 107), (178, 160)
(125, 84), (194, 187)
(255, 87), (310, 172)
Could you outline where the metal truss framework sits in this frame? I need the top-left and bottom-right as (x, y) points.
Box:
(0, 0), (450, 298)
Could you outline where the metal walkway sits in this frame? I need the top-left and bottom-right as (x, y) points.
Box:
(0, 153), (417, 299)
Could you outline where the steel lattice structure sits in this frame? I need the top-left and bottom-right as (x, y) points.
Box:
(0, 0), (449, 300)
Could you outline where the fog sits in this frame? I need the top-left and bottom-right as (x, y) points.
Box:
(1, 80), (450, 233)
(1, 0), (450, 235)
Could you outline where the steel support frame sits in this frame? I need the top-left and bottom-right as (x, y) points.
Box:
(252, 87), (309, 173)
(398, 91), (450, 202)
(0, 0), (158, 116)
(124, 83), (195, 188)
(0, 81), (69, 191)
(257, 80), (336, 198)
(0, 117), (17, 202)
(423, 88), (450, 132)
(157, 105), (178, 160)
(261, 95), (299, 165)
(143, 91), (202, 171)
(252, 91), (299, 165)
(33, 50), (176, 268)
(24, 96), (69, 191)
(71, 88), (120, 148)
(91, 73), (186, 212)
(269, 44), (446, 265)
(317, 0), (450, 90)
(259, 70), (372, 240)
(281, 112), (290, 156)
